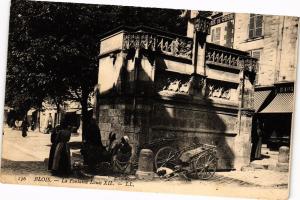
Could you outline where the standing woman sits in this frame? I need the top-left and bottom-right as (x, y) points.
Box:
(51, 121), (72, 176)
(254, 119), (264, 159)
(48, 124), (61, 170)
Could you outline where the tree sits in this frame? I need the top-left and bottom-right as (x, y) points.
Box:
(6, 0), (186, 140)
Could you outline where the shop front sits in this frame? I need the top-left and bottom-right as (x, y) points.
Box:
(252, 81), (294, 158)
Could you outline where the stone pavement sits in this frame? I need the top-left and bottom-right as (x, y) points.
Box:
(0, 127), (81, 175)
(0, 127), (290, 199)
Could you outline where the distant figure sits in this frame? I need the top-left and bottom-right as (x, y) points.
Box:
(46, 113), (53, 134)
(21, 117), (29, 137)
(31, 120), (35, 131)
(252, 119), (263, 160)
(15, 120), (22, 130)
(9, 118), (16, 128)
(51, 121), (72, 176)
(83, 118), (104, 173)
(48, 124), (61, 170)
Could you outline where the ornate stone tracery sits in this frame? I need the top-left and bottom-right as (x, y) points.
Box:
(193, 16), (212, 34)
(206, 44), (257, 73)
(206, 81), (236, 100)
(123, 32), (193, 59)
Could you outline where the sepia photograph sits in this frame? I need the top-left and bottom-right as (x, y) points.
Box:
(0, 0), (299, 199)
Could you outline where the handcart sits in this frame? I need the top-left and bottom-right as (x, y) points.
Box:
(154, 142), (218, 180)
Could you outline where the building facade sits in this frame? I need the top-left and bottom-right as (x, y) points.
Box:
(208, 12), (299, 154)
(208, 12), (299, 86)
(95, 14), (258, 170)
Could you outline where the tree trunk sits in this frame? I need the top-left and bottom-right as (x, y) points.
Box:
(81, 89), (89, 142)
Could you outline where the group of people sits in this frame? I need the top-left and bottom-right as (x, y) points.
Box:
(81, 118), (132, 174)
(22, 113), (53, 137)
(48, 118), (132, 177)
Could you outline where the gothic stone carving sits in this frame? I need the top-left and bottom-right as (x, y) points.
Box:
(206, 49), (239, 68)
(123, 32), (193, 60)
(207, 83), (232, 100)
(158, 75), (204, 95)
(194, 16), (211, 34)
(157, 37), (193, 59)
(206, 45), (257, 73)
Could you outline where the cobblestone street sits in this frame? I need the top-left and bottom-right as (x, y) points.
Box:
(1, 127), (289, 199)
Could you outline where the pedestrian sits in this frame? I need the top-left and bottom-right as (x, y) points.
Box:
(31, 120), (35, 131)
(46, 113), (53, 134)
(251, 119), (263, 160)
(21, 116), (29, 137)
(48, 124), (61, 171)
(51, 121), (72, 177)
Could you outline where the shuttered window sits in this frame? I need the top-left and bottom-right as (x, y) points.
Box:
(249, 14), (263, 38)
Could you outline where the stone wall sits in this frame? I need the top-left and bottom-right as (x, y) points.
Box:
(98, 102), (152, 158)
(150, 100), (238, 169)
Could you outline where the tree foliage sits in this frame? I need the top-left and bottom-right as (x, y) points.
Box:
(5, 0), (187, 136)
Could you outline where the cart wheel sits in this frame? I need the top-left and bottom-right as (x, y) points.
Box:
(192, 152), (217, 180)
(154, 146), (177, 170)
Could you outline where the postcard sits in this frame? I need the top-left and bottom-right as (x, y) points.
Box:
(1, 0), (299, 199)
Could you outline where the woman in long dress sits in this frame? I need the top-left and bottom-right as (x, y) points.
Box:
(51, 122), (72, 176)
(48, 125), (61, 170)
(254, 122), (263, 159)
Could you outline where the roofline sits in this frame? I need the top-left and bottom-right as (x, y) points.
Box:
(206, 42), (250, 56)
(254, 85), (275, 91)
(98, 25), (192, 40)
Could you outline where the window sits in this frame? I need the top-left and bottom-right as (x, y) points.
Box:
(211, 27), (221, 45)
(249, 14), (263, 38)
(248, 49), (262, 85)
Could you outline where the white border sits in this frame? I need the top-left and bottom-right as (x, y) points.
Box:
(0, 1), (299, 200)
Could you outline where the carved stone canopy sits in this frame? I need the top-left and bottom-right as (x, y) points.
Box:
(193, 16), (211, 35)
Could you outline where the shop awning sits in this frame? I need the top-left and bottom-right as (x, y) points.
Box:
(260, 92), (294, 113)
(254, 90), (271, 112)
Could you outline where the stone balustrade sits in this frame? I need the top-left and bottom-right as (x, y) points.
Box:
(206, 43), (257, 72)
(100, 26), (257, 73)
(122, 31), (193, 60)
